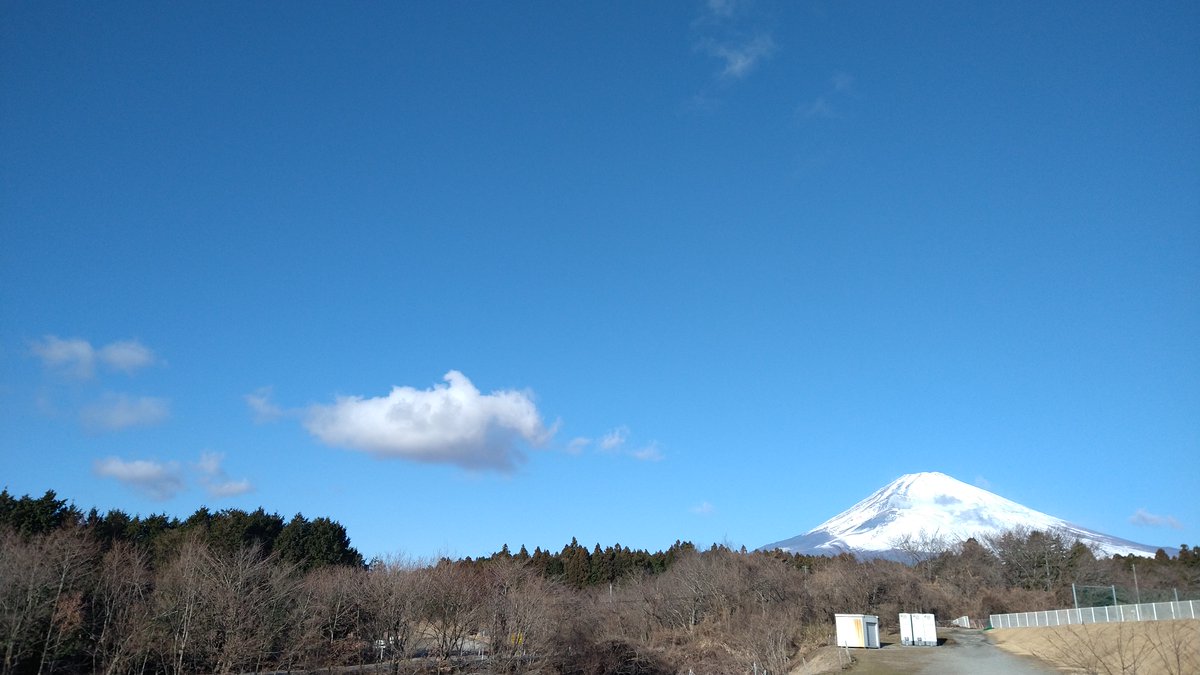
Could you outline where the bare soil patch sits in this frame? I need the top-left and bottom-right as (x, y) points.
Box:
(988, 620), (1200, 674)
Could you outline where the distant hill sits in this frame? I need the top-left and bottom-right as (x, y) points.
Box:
(759, 471), (1168, 559)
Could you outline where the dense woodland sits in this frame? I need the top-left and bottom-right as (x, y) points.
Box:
(2, 489), (1197, 675)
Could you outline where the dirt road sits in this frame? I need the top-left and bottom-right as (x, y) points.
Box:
(793, 628), (1056, 675)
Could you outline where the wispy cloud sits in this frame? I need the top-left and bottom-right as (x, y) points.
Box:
(94, 457), (183, 500)
(1129, 508), (1183, 529)
(244, 387), (285, 423)
(195, 451), (254, 498)
(80, 393), (169, 431)
(599, 426), (630, 451)
(706, 34), (776, 80)
(974, 475), (992, 490)
(97, 340), (159, 373)
(31, 336), (160, 378)
(95, 452), (252, 500)
(692, 0), (776, 89)
(631, 442), (664, 462)
(691, 501), (715, 516)
(303, 370), (553, 472)
(562, 427), (664, 462)
(31, 336), (95, 378)
(798, 71), (856, 121)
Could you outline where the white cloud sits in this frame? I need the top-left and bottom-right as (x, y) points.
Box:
(974, 475), (992, 490)
(708, 35), (776, 80)
(207, 478), (253, 498)
(80, 394), (169, 431)
(30, 336), (159, 378)
(94, 457), (183, 500)
(244, 387), (285, 423)
(303, 370), (552, 472)
(691, 501), (715, 516)
(566, 437), (591, 454)
(1129, 508), (1183, 530)
(195, 451), (254, 498)
(631, 442), (664, 462)
(97, 340), (158, 373)
(31, 336), (95, 378)
(599, 426), (630, 451)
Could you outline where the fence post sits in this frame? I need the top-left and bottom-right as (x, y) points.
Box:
(1072, 583), (1078, 610)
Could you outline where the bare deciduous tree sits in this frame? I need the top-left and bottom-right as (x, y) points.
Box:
(1146, 620), (1200, 675)
(200, 543), (294, 674)
(0, 529), (95, 675)
(419, 561), (484, 661)
(1035, 623), (1154, 675)
(361, 557), (421, 672)
(293, 564), (367, 669)
(150, 536), (209, 675)
(890, 529), (952, 582)
(483, 559), (557, 673)
(89, 542), (153, 675)
(0, 529), (53, 675)
(36, 529), (96, 675)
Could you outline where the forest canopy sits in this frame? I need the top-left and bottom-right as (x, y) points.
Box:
(1, 489), (1196, 675)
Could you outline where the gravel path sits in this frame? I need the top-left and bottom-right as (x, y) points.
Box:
(911, 629), (1055, 675)
(795, 628), (1056, 675)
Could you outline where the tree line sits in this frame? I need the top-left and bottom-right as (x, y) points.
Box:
(0, 490), (363, 572)
(1, 489), (1197, 674)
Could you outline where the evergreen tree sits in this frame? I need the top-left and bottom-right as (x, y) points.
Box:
(0, 489), (82, 537)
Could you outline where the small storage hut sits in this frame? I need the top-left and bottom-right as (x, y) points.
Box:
(899, 612), (938, 646)
(834, 614), (880, 649)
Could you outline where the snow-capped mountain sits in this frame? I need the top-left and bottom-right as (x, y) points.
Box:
(760, 472), (1164, 559)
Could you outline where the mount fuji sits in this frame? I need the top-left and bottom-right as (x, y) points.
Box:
(760, 472), (1165, 559)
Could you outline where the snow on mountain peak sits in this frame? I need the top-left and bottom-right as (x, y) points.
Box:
(759, 471), (1163, 559)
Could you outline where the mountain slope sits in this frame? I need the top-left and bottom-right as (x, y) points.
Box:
(759, 472), (1164, 559)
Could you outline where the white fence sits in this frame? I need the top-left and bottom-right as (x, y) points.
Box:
(990, 600), (1200, 629)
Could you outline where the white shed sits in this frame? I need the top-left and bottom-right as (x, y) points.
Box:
(899, 613), (937, 646)
(899, 613), (914, 645)
(834, 614), (880, 649)
(916, 613), (937, 645)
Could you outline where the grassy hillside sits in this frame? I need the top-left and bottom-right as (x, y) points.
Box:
(989, 620), (1199, 674)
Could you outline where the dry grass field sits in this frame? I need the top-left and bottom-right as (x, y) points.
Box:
(988, 620), (1200, 674)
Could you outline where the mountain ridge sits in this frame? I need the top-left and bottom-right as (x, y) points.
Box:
(759, 471), (1167, 559)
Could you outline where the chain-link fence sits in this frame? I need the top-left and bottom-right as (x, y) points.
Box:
(1073, 583), (1198, 607)
(990, 599), (1199, 629)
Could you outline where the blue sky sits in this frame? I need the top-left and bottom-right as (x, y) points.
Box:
(2, 1), (1197, 561)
